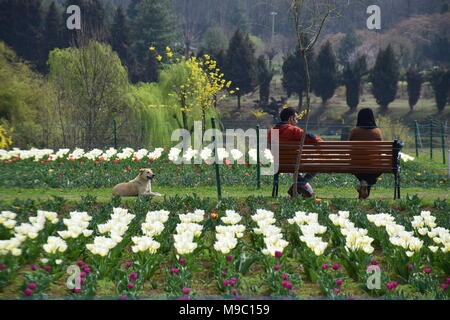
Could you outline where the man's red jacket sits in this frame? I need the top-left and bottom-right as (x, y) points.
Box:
(268, 122), (322, 144)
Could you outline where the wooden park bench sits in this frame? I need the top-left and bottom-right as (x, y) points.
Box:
(271, 140), (404, 199)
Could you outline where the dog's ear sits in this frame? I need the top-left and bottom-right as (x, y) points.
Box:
(139, 169), (145, 172)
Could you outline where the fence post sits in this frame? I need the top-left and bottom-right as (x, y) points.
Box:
(211, 118), (222, 200)
(441, 124), (446, 164)
(429, 118), (433, 160)
(113, 119), (117, 149)
(414, 121), (419, 157)
(256, 124), (261, 190)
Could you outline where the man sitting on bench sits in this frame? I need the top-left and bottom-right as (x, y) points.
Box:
(269, 107), (323, 198)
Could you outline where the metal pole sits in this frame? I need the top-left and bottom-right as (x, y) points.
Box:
(256, 124), (261, 190)
(270, 12), (277, 43)
(448, 150), (450, 179)
(211, 118), (222, 200)
(113, 119), (117, 149)
(441, 124), (446, 164)
(429, 118), (433, 160)
(414, 121), (419, 157)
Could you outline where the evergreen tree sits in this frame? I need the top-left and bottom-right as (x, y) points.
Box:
(256, 55), (273, 108)
(127, 0), (141, 19)
(227, 0), (249, 32)
(111, 6), (137, 81)
(0, 0), (44, 70)
(337, 27), (361, 65)
(224, 29), (257, 110)
(406, 68), (423, 111)
(429, 67), (450, 113)
(42, 1), (64, 71)
(370, 45), (400, 113)
(64, 0), (108, 45)
(131, 0), (177, 82)
(313, 41), (338, 105)
(282, 48), (307, 109)
(343, 55), (367, 111)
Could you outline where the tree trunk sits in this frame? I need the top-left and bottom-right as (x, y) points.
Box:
(297, 92), (303, 111)
(182, 111), (188, 130)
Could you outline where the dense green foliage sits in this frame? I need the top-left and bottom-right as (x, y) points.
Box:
(370, 45), (400, 113)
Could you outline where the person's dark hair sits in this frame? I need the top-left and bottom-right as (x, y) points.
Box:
(356, 108), (377, 129)
(280, 107), (297, 121)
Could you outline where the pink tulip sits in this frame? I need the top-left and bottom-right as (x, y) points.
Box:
(30, 265), (38, 271)
(179, 258), (186, 264)
(441, 284), (448, 291)
(282, 273), (288, 280)
(333, 288), (341, 295)
(127, 283), (135, 289)
(322, 264), (329, 270)
(370, 260), (379, 265)
(124, 262), (133, 268)
(275, 251), (283, 258)
(27, 283), (37, 290)
(423, 268), (432, 274)
(223, 280), (229, 287)
(332, 264), (341, 271)
(129, 272), (137, 281)
(336, 280), (343, 287)
(274, 265), (280, 271)
(44, 265), (52, 272)
(0, 264), (7, 270)
(171, 268), (179, 274)
(79, 272), (86, 277)
(182, 288), (190, 295)
(73, 288), (81, 294)
(226, 255), (233, 262)
(231, 289), (238, 295)
(76, 261), (85, 267)
(229, 278), (237, 286)
(407, 264), (414, 270)
(23, 289), (33, 296)
(282, 281), (293, 289)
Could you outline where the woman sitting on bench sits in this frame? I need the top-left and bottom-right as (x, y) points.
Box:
(349, 108), (384, 200)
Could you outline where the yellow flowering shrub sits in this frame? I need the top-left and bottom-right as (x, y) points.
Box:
(0, 125), (13, 148)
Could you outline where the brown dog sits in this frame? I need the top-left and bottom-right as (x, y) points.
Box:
(112, 168), (163, 197)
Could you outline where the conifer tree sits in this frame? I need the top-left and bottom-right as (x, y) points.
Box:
(406, 68), (423, 111)
(0, 0), (44, 69)
(111, 6), (138, 81)
(337, 27), (361, 65)
(343, 55), (367, 111)
(281, 48), (309, 109)
(42, 1), (64, 71)
(313, 41), (338, 105)
(256, 55), (273, 108)
(131, 0), (176, 82)
(429, 68), (450, 113)
(224, 29), (257, 110)
(370, 44), (400, 113)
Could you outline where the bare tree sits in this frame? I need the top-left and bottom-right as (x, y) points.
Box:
(287, 0), (352, 198)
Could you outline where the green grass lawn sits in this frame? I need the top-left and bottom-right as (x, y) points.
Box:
(1, 185), (448, 204)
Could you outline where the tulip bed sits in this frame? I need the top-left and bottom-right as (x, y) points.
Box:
(0, 194), (449, 300)
(0, 147), (448, 190)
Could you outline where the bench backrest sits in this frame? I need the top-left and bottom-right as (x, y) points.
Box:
(272, 141), (403, 174)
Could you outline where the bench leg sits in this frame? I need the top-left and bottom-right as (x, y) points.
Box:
(394, 173), (401, 200)
(272, 173), (279, 198)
